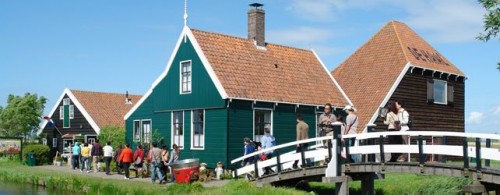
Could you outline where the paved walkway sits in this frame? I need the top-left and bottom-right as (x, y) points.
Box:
(36, 164), (230, 187)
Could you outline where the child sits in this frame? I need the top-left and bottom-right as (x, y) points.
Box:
(199, 162), (207, 172)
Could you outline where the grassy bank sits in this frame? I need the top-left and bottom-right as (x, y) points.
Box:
(0, 159), (306, 195)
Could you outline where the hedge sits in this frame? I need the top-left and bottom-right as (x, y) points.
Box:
(22, 144), (50, 165)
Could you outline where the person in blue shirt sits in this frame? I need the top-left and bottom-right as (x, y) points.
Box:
(260, 128), (276, 175)
(242, 137), (255, 167)
(72, 142), (81, 170)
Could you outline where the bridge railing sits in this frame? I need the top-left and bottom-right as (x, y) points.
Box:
(231, 128), (500, 179)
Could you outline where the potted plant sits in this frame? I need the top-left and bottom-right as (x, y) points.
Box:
(55, 156), (63, 166)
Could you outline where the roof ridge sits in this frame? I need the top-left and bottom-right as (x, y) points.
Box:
(190, 28), (313, 53)
(391, 21), (411, 63)
(69, 89), (141, 97)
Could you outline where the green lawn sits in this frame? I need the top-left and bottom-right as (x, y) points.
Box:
(0, 157), (476, 194)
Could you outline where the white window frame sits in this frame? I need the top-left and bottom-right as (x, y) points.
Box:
(433, 79), (447, 105)
(69, 105), (74, 119)
(63, 98), (70, 105)
(190, 109), (205, 150)
(179, 60), (192, 94)
(253, 108), (273, 143)
(141, 119), (152, 144)
(133, 120), (141, 142)
(84, 135), (98, 144)
(171, 111), (185, 149)
(59, 106), (64, 120)
(52, 138), (58, 148)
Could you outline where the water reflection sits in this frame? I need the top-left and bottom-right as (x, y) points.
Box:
(0, 180), (49, 195)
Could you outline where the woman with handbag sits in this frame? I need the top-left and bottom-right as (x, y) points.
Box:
(132, 145), (144, 178)
(384, 101), (402, 162)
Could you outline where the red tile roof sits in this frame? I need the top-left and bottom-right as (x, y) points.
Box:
(192, 29), (350, 106)
(71, 90), (141, 128)
(332, 21), (464, 132)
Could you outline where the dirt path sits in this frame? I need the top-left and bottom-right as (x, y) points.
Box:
(35, 164), (230, 187)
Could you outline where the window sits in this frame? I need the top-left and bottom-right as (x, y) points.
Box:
(180, 60), (192, 94)
(133, 120), (141, 142)
(69, 105), (74, 119)
(59, 106), (64, 120)
(191, 110), (204, 149)
(142, 120), (152, 144)
(63, 98), (70, 105)
(52, 138), (57, 148)
(172, 111), (184, 149)
(427, 79), (453, 105)
(433, 80), (447, 104)
(254, 109), (272, 142)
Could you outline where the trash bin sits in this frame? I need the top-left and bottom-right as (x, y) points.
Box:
(170, 159), (200, 184)
(26, 152), (36, 166)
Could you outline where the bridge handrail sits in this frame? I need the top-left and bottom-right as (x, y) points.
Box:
(343, 131), (500, 141)
(230, 136), (332, 164)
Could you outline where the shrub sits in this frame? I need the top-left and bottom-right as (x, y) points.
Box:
(22, 144), (50, 165)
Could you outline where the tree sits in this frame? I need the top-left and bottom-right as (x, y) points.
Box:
(98, 126), (125, 150)
(477, 0), (500, 71)
(0, 93), (47, 138)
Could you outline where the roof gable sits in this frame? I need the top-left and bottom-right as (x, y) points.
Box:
(332, 21), (465, 132)
(39, 89), (140, 135)
(191, 29), (350, 106)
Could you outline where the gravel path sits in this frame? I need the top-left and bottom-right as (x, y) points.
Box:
(35, 164), (230, 187)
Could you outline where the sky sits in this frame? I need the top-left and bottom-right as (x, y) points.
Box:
(0, 0), (499, 134)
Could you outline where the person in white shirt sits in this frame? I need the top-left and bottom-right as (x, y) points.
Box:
(103, 141), (114, 175)
(395, 99), (410, 162)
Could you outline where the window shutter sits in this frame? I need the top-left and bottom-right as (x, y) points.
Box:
(447, 83), (454, 106)
(59, 106), (64, 119)
(427, 79), (434, 103)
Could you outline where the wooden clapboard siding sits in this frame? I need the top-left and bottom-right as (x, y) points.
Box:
(374, 69), (465, 146)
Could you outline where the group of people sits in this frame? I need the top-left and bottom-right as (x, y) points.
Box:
(241, 99), (411, 168)
(67, 140), (180, 182)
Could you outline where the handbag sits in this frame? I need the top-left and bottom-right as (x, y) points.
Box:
(146, 150), (152, 163)
(394, 121), (401, 131)
(134, 156), (142, 165)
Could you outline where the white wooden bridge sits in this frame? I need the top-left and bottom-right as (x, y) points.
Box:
(231, 125), (500, 194)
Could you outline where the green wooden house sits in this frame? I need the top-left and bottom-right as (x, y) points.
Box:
(124, 6), (351, 168)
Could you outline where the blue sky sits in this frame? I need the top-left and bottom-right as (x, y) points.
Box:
(0, 0), (498, 133)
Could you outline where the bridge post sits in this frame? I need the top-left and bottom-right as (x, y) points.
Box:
(485, 139), (491, 167)
(254, 158), (259, 179)
(234, 168), (238, 180)
(418, 135), (424, 166)
(333, 124), (342, 176)
(379, 135), (385, 163)
(475, 138), (482, 171)
(276, 150), (282, 173)
(300, 143), (306, 168)
(345, 138), (351, 164)
(441, 136), (447, 163)
(463, 138), (469, 170)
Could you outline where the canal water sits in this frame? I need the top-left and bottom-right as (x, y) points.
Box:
(0, 180), (54, 195)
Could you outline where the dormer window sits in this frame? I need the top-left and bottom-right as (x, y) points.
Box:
(180, 60), (192, 94)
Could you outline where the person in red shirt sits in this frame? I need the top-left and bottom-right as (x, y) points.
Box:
(132, 145), (145, 178)
(118, 144), (133, 180)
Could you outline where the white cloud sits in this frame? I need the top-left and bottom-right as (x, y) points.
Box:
(466, 112), (484, 124)
(493, 106), (500, 115)
(287, 0), (484, 43)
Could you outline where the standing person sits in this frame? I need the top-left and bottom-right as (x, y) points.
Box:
(344, 105), (360, 163)
(384, 101), (401, 162)
(91, 140), (102, 172)
(118, 144), (133, 180)
(80, 143), (91, 173)
(395, 99), (410, 162)
(114, 144), (123, 174)
(260, 128), (276, 175)
(168, 144), (180, 183)
(71, 142), (81, 170)
(149, 142), (163, 184)
(103, 141), (113, 175)
(67, 143), (73, 167)
(160, 146), (169, 183)
(242, 138), (255, 167)
(293, 114), (309, 169)
(318, 103), (336, 147)
(132, 145), (144, 178)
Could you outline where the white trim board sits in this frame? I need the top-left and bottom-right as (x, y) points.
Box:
(38, 88), (101, 135)
(363, 62), (411, 133)
(124, 26), (228, 120)
(312, 49), (353, 106)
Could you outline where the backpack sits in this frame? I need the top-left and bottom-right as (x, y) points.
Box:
(405, 110), (414, 128)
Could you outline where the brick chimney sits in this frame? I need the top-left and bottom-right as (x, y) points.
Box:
(248, 3), (265, 47)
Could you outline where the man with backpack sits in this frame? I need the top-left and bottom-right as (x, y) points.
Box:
(260, 128), (276, 175)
